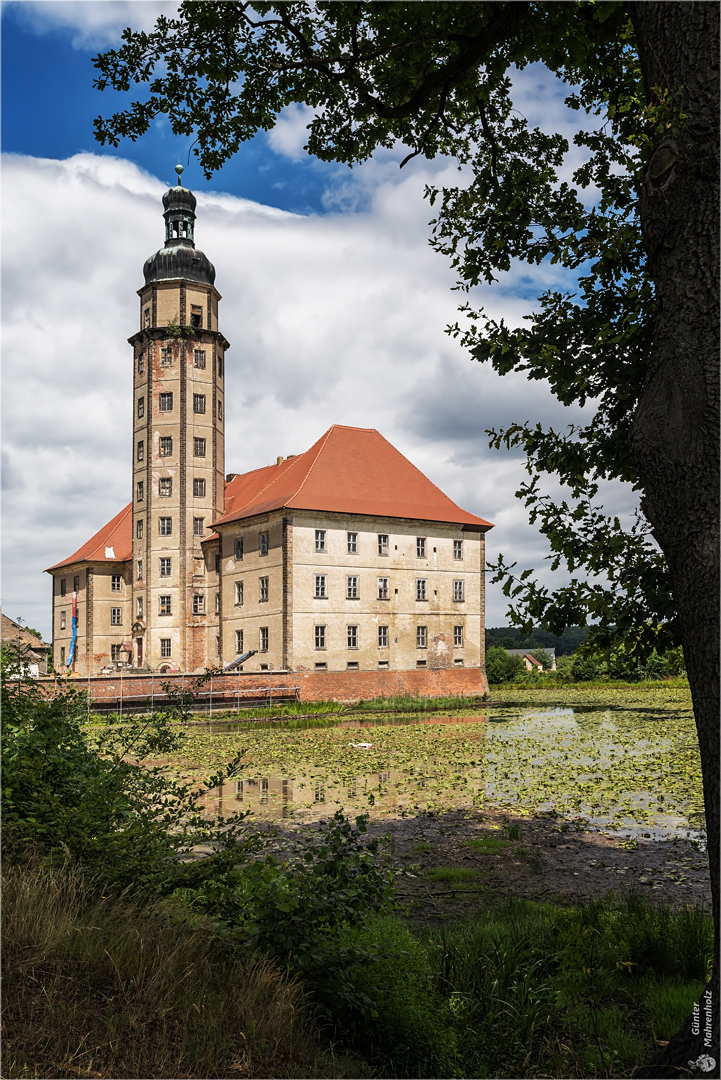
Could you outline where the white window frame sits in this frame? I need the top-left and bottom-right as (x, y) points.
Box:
(454, 625), (464, 647)
(347, 625), (359, 649)
(453, 579), (465, 602)
(159, 595), (172, 615)
(259, 576), (269, 602)
(378, 625), (388, 648)
(377, 533), (389, 556)
(111, 608), (122, 626)
(314, 574), (327, 599)
(111, 575), (122, 592)
(259, 532), (269, 556)
(159, 517), (172, 536)
(416, 537), (426, 558)
(314, 625), (326, 650)
(454, 539), (464, 560)
(259, 627), (269, 652)
(159, 557), (171, 577)
(192, 594), (205, 615)
(236, 629), (244, 654)
(235, 580), (244, 606)
(160, 638), (172, 658)
(347, 531), (357, 553)
(416, 578), (428, 601)
(194, 437), (206, 457)
(315, 529), (326, 552)
(416, 625), (427, 649)
(377, 577), (389, 600)
(347, 575), (359, 599)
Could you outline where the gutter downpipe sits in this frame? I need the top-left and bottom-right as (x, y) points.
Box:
(66, 592), (78, 670)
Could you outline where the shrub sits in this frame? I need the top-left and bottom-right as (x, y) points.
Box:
(485, 645), (526, 684)
(571, 651), (599, 680)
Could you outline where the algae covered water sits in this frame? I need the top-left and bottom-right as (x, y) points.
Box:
(168, 693), (704, 843)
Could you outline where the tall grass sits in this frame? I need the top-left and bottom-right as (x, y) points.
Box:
(1, 858), (362, 1080)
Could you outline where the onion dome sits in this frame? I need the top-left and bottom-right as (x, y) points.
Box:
(143, 165), (216, 287)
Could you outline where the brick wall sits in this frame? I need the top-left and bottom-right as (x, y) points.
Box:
(41, 665), (487, 706)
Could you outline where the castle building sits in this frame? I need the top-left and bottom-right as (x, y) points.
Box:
(46, 173), (494, 686)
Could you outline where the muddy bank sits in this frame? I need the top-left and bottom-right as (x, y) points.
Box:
(351, 808), (710, 921)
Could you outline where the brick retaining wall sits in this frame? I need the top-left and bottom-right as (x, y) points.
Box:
(41, 666), (487, 706)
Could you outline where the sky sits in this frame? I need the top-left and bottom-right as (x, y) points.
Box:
(1, 1), (639, 642)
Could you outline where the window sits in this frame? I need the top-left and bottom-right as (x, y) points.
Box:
(193, 594), (205, 615)
(235, 629), (244, 654)
(235, 538), (243, 561)
(416, 659), (427, 667)
(159, 477), (172, 497)
(194, 437), (206, 457)
(235, 580), (244, 605)
(259, 532), (269, 556)
(315, 661), (327, 670)
(259, 627), (269, 652)
(453, 579), (465, 602)
(111, 644), (123, 661)
(347, 661), (359, 670)
(416, 578), (428, 601)
(137, 481), (144, 502)
(193, 394), (206, 414)
(259, 576), (269, 602)
(60, 578), (66, 596)
(137, 560), (143, 580)
(160, 638), (171, 658)
(315, 529), (326, 552)
(159, 595), (171, 615)
(159, 558), (171, 577)
(417, 537), (426, 558)
(137, 440), (144, 461)
(454, 540), (463, 560)
(347, 531), (357, 553)
(74, 576), (79, 592)
(314, 574), (327, 599)
(60, 611), (66, 630)
(454, 625), (464, 647)
(190, 305), (202, 329)
(161, 347), (172, 366)
(159, 392), (173, 412)
(454, 658), (464, 666)
(347, 625), (358, 649)
(136, 519), (143, 539)
(193, 478), (206, 498)
(137, 597), (143, 618)
(377, 577), (389, 600)
(314, 625), (326, 650)
(347, 576), (359, 599)
(217, 400), (223, 420)
(193, 517), (205, 537)
(111, 607), (122, 626)
(111, 574), (122, 592)
(143, 308), (150, 328)
(417, 626), (427, 648)
(378, 625), (388, 648)
(194, 349), (206, 369)
(160, 436), (173, 457)
(60, 646), (66, 665)
(378, 533), (389, 555)
(215, 593), (220, 613)
(159, 517), (172, 536)
(137, 396), (145, 418)
(138, 352), (145, 375)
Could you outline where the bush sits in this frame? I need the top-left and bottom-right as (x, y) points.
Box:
(571, 651), (600, 680)
(485, 645), (526, 684)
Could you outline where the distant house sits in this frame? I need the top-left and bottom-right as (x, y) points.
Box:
(1, 613), (51, 676)
(507, 648), (556, 672)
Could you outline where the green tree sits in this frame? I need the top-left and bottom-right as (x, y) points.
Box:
(92, 2), (719, 1060)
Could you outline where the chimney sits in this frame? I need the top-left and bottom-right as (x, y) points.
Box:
(276, 456), (284, 466)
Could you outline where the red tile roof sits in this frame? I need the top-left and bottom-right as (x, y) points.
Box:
(46, 427), (493, 572)
(213, 425), (493, 530)
(45, 504), (133, 572)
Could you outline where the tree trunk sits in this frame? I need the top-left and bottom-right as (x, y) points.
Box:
(629, 1), (719, 1071)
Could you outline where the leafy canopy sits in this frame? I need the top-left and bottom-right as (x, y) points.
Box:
(93, 1), (677, 658)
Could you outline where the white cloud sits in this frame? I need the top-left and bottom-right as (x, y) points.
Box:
(266, 103), (317, 162)
(2, 151), (636, 638)
(6, 1), (177, 49)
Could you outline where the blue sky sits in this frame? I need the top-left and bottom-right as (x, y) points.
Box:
(2, 1), (354, 213)
(2, 2), (635, 641)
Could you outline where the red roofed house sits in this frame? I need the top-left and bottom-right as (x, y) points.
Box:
(46, 174), (493, 693)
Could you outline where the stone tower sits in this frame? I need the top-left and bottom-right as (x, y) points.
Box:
(129, 166), (229, 672)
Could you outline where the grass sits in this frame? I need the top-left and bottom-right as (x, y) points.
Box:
(463, 836), (510, 854)
(353, 692), (489, 713)
(1, 858), (365, 1080)
(426, 866), (479, 884)
(410, 841), (434, 855)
